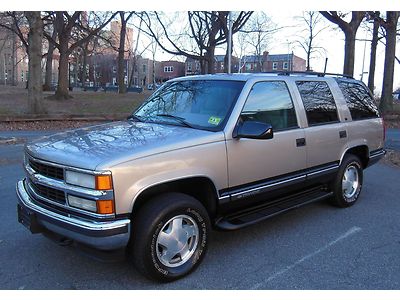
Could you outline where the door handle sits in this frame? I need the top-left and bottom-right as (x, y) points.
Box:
(296, 138), (306, 147)
(339, 130), (347, 138)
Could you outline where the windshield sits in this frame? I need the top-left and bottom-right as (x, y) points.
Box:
(132, 80), (245, 131)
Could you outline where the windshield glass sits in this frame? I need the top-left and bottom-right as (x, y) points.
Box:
(133, 80), (245, 131)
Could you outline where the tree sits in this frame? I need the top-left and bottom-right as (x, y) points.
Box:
(366, 11), (380, 93)
(25, 11), (45, 114)
(379, 11), (400, 113)
(43, 11), (117, 100)
(320, 11), (365, 76)
(43, 22), (57, 91)
(116, 12), (134, 93)
(140, 11), (252, 74)
(294, 11), (327, 71)
(236, 12), (276, 72)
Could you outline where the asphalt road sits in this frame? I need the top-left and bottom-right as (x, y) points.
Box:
(0, 130), (399, 289)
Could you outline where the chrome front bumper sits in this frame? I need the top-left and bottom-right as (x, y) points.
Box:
(16, 179), (131, 250)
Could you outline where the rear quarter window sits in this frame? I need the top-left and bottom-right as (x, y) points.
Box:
(336, 80), (380, 120)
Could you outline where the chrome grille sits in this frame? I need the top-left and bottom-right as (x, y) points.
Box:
(29, 181), (66, 204)
(29, 159), (64, 180)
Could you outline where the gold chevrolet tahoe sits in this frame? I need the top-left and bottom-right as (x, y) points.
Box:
(16, 72), (385, 281)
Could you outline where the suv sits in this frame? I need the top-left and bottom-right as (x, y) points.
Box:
(16, 72), (385, 282)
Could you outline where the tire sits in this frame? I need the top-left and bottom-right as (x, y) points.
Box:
(331, 154), (363, 208)
(129, 192), (210, 282)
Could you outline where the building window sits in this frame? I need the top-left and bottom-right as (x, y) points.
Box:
(283, 62), (289, 70)
(220, 62), (224, 70)
(245, 63), (251, 71)
(272, 62), (278, 70)
(187, 63), (192, 72)
(164, 66), (174, 73)
(143, 64), (146, 73)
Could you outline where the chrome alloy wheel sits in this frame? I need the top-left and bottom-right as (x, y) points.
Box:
(156, 214), (199, 268)
(342, 165), (360, 199)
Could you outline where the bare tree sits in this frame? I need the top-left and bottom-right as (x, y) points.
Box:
(320, 11), (365, 76)
(25, 11), (44, 114)
(139, 11), (252, 74)
(116, 11), (134, 94)
(43, 19), (57, 91)
(379, 11), (400, 113)
(294, 11), (327, 71)
(43, 11), (117, 100)
(366, 11), (380, 93)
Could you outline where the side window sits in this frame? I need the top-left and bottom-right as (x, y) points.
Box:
(336, 80), (380, 120)
(241, 81), (298, 131)
(296, 81), (339, 125)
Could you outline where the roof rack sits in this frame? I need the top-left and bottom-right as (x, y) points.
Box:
(261, 71), (354, 79)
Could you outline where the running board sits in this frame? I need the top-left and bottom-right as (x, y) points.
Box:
(215, 188), (333, 230)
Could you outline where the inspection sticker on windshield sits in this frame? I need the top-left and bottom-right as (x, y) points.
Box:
(208, 116), (221, 126)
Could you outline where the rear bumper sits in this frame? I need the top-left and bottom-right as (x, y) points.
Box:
(16, 179), (130, 250)
(368, 148), (386, 167)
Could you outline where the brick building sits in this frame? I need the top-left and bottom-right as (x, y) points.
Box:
(240, 51), (306, 73)
(185, 55), (239, 76)
(158, 60), (185, 82)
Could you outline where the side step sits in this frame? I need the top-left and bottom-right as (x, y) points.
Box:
(215, 188), (333, 230)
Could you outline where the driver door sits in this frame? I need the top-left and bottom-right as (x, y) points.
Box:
(225, 80), (307, 202)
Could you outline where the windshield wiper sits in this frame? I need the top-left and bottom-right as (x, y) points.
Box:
(156, 114), (195, 129)
(127, 114), (144, 122)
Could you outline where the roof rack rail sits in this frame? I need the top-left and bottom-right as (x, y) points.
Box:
(261, 71), (354, 79)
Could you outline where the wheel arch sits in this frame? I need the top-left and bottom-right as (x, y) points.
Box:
(130, 176), (219, 220)
(340, 144), (369, 168)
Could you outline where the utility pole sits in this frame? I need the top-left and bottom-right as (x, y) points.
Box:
(227, 12), (233, 74)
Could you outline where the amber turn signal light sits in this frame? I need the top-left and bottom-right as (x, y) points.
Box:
(97, 200), (115, 214)
(95, 174), (113, 190)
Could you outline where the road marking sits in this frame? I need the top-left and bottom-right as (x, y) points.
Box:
(251, 226), (362, 289)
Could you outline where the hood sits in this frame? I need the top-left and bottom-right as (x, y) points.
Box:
(26, 121), (225, 170)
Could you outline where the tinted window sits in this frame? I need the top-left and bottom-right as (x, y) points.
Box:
(296, 81), (339, 125)
(241, 81), (298, 130)
(336, 80), (379, 120)
(134, 80), (245, 131)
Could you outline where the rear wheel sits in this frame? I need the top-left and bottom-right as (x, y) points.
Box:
(129, 192), (210, 282)
(331, 154), (363, 207)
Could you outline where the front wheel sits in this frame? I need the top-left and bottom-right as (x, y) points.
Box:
(331, 154), (363, 208)
(129, 192), (210, 282)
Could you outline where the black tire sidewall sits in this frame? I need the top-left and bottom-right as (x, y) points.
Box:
(131, 193), (210, 282)
(334, 155), (363, 207)
(148, 206), (208, 279)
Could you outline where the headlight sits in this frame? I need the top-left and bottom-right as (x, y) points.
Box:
(65, 170), (95, 189)
(67, 195), (115, 214)
(65, 171), (113, 190)
(68, 195), (97, 212)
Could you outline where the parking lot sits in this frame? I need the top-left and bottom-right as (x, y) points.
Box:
(1, 130), (399, 289)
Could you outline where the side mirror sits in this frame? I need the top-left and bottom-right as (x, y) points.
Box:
(233, 120), (273, 140)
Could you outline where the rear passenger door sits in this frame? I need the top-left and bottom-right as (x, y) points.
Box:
(295, 80), (347, 169)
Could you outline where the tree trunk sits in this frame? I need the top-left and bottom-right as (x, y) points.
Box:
(11, 30), (16, 86)
(25, 11), (45, 114)
(343, 29), (356, 76)
(44, 28), (57, 91)
(368, 13), (379, 93)
(380, 12), (399, 113)
(55, 39), (72, 100)
(81, 44), (88, 90)
(118, 16), (127, 94)
(205, 46), (216, 74)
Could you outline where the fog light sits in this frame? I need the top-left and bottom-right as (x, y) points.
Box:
(68, 195), (97, 212)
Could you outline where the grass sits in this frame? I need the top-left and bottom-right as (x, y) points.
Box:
(0, 85), (152, 117)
